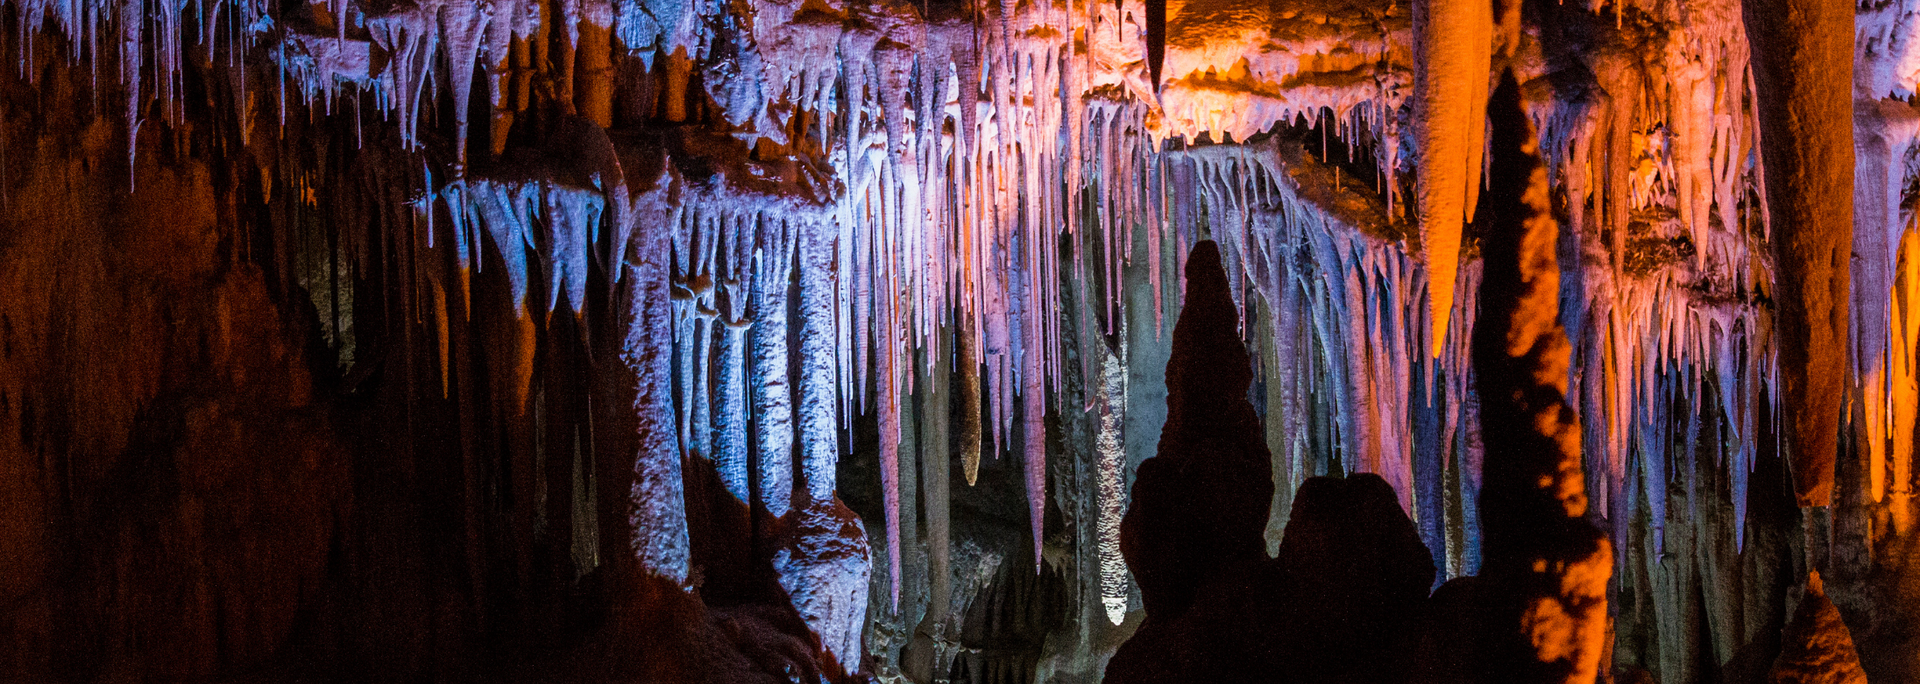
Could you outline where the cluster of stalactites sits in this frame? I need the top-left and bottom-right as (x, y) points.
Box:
(1161, 137), (1491, 576)
(36, 0), (1920, 638)
(729, 0), (1169, 600)
(1854, 103), (1920, 535)
(13, 0), (269, 170)
(1558, 32), (1774, 556)
(7, 0), (630, 175)
(1158, 9), (1794, 574)
(0, 0), (1140, 578)
(1852, 0), (1920, 534)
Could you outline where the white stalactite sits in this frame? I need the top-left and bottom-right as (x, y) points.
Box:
(715, 283), (753, 503)
(754, 222), (798, 517)
(626, 190), (691, 587)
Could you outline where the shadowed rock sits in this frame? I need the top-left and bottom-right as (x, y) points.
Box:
(1107, 243), (1432, 684)
(1271, 474), (1435, 682)
(1468, 71), (1610, 684)
(1118, 240), (1274, 621)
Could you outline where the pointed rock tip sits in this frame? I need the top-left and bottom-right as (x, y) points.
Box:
(1170, 241), (1251, 403)
(1769, 569), (1867, 684)
(1183, 241), (1229, 307)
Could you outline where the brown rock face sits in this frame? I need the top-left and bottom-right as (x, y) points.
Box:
(1742, 0), (1855, 508)
(1768, 573), (1868, 684)
(0, 105), (347, 678)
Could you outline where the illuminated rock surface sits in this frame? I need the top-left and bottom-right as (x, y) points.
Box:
(1767, 573), (1868, 684)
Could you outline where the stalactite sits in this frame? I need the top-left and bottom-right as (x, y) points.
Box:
(1411, 0), (1491, 359)
(625, 189), (691, 587)
(753, 221), (797, 517)
(1852, 99), (1920, 529)
(798, 218), (840, 507)
(366, 5), (442, 151)
(1021, 301), (1048, 572)
(487, 0), (524, 156)
(771, 214), (873, 667)
(960, 319), (984, 487)
(714, 281), (753, 502)
(1743, 0), (1856, 509)
(880, 286), (905, 609)
(440, 2), (489, 170)
(1894, 226), (1920, 535)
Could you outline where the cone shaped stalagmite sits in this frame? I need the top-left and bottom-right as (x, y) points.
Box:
(1767, 573), (1868, 684)
(1471, 72), (1610, 684)
(1119, 241), (1273, 619)
(1108, 243), (1433, 684)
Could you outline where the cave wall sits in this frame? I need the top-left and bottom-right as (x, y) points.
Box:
(0, 45), (345, 678)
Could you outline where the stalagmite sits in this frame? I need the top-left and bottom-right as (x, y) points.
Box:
(1471, 73), (1609, 683)
(1743, 0), (1855, 508)
(1096, 345), (1128, 625)
(1118, 241), (1272, 618)
(1766, 573), (1869, 683)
